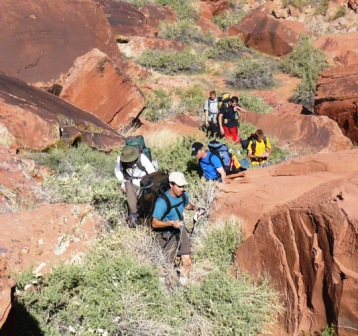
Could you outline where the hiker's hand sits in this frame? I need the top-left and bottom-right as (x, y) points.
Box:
(220, 127), (224, 135)
(121, 186), (126, 193)
(172, 220), (183, 229)
(205, 121), (209, 128)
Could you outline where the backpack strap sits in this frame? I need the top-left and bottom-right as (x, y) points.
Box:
(159, 193), (186, 221)
(122, 155), (147, 181)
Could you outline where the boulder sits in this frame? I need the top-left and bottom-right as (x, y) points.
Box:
(140, 4), (178, 33)
(217, 150), (358, 335)
(315, 64), (358, 145)
(60, 49), (145, 132)
(198, 0), (230, 17)
(195, 17), (225, 37)
(117, 36), (184, 59)
(0, 71), (123, 151)
(228, 3), (308, 56)
(242, 111), (353, 153)
(314, 32), (358, 66)
(0, 258), (15, 331)
(95, 0), (156, 37)
(0, 0), (120, 84)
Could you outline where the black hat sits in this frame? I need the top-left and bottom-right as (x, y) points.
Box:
(191, 142), (204, 156)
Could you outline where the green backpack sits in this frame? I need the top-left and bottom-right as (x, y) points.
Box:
(125, 135), (152, 162)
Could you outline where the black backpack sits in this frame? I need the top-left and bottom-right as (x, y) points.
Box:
(125, 135), (152, 162)
(138, 171), (187, 225)
(241, 134), (267, 154)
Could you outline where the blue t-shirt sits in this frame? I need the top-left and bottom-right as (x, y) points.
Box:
(152, 190), (189, 221)
(199, 152), (222, 180)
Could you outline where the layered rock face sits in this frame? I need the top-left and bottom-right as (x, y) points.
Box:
(60, 49), (145, 132)
(0, 72), (123, 151)
(226, 152), (358, 335)
(315, 64), (358, 145)
(0, 0), (120, 84)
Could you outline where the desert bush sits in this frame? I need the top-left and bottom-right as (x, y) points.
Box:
(155, 0), (198, 19)
(226, 57), (275, 89)
(138, 49), (206, 75)
(212, 12), (244, 32)
(176, 85), (206, 115)
(24, 143), (125, 228)
(142, 89), (173, 122)
(238, 93), (273, 114)
(281, 34), (327, 111)
(239, 122), (257, 140)
(159, 19), (213, 45)
(331, 6), (346, 20)
(124, 0), (150, 7)
(207, 36), (249, 60)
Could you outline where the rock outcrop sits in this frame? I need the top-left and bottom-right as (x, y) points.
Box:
(217, 151), (358, 335)
(315, 64), (358, 145)
(0, 72), (123, 151)
(228, 3), (307, 56)
(0, 0), (120, 84)
(0, 258), (15, 331)
(60, 49), (145, 132)
(242, 111), (353, 153)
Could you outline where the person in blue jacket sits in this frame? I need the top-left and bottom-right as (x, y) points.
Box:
(191, 142), (226, 183)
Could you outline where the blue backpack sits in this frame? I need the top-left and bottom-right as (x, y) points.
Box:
(208, 140), (232, 172)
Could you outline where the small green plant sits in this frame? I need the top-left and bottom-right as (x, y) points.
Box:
(321, 324), (335, 336)
(207, 36), (249, 60)
(238, 93), (273, 114)
(239, 122), (257, 139)
(124, 0), (149, 7)
(331, 6), (346, 20)
(142, 89), (173, 122)
(176, 85), (206, 115)
(226, 57), (276, 89)
(155, 0), (198, 19)
(212, 12), (244, 31)
(159, 19), (214, 45)
(137, 48), (206, 75)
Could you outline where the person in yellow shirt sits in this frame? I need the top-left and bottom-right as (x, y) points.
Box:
(247, 129), (272, 167)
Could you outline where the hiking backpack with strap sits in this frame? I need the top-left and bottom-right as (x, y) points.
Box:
(125, 135), (152, 162)
(241, 134), (267, 154)
(138, 171), (187, 225)
(218, 93), (231, 113)
(208, 140), (232, 173)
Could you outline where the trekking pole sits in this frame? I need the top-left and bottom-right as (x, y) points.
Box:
(190, 208), (206, 235)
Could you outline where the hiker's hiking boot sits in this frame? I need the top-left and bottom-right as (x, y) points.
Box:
(126, 213), (139, 228)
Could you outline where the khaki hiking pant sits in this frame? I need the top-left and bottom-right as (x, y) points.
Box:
(125, 181), (139, 214)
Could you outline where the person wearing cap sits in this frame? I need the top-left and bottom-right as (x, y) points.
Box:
(152, 172), (197, 285)
(191, 142), (227, 183)
(115, 146), (155, 227)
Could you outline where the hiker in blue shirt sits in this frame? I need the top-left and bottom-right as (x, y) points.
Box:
(191, 142), (226, 183)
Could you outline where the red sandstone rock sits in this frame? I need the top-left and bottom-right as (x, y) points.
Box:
(0, 258), (15, 330)
(118, 36), (185, 59)
(315, 64), (358, 144)
(228, 3), (308, 56)
(140, 3), (178, 34)
(60, 49), (145, 132)
(199, 0), (230, 16)
(0, 71), (123, 151)
(195, 17), (225, 37)
(96, 0), (156, 37)
(0, 0), (120, 84)
(314, 32), (358, 66)
(242, 110), (353, 153)
(217, 150), (358, 335)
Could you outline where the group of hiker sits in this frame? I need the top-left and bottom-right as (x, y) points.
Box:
(114, 90), (273, 286)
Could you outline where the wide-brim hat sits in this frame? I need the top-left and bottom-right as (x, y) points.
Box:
(121, 146), (140, 163)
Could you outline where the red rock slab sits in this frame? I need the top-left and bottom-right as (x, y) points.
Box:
(196, 17), (225, 37)
(0, 203), (101, 274)
(140, 4), (178, 32)
(0, 71), (123, 151)
(228, 3), (307, 56)
(0, 258), (15, 330)
(0, 0), (120, 84)
(314, 32), (358, 66)
(242, 110), (353, 153)
(198, 0), (230, 17)
(60, 48), (145, 132)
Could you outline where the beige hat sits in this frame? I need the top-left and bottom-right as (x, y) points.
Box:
(121, 146), (140, 163)
(169, 172), (188, 186)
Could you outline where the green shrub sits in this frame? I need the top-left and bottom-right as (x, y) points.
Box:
(239, 122), (257, 139)
(238, 93), (273, 114)
(142, 89), (173, 122)
(331, 6), (346, 20)
(159, 19), (214, 45)
(207, 37), (249, 60)
(124, 0), (149, 7)
(137, 48), (206, 75)
(212, 12), (244, 31)
(226, 57), (275, 89)
(176, 85), (206, 115)
(155, 0), (198, 19)
(23, 143), (126, 229)
(321, 325), (335, 336)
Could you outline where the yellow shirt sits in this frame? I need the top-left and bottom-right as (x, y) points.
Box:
(247, 138), (272, 165)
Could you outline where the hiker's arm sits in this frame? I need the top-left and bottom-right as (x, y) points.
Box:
(216, 166), (227, 183)
(218, 114), (224, 135)
(114, 158), (126, 191)
(152, 217), (183, 229)
(238, 106), (248, 113)
(141, 154), (155, 174)
(185, 203), (197, 211)
(248, 150), (265, 159)
(205, 109), (209, 127)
